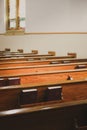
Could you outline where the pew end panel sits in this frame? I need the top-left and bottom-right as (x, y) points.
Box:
(5, 48), (11, 52)
(31, 50), (38, 54)
(17, 49), (24, 53)
(68, 52), (77, 58)
(48, 51), (56, 56)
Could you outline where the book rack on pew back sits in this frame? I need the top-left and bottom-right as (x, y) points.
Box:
(0, 79), (87, 111)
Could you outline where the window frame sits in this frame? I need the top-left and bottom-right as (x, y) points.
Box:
(6, 0), (25, 35)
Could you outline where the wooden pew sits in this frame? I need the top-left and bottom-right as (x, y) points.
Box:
(0, 50), (38, 55)
(0, 50), (54, 57)
(0, 99), (87, 130)
(0, 68), (87, 85)
(17, 49), (24, 53)
(0, 79), (87, 111)
(0, 62), (87, 75)
(0, 52), (55, 58)
(5, 48), (11, 52)
(0, 53), (76, 62)
(0, 58), (87, 68)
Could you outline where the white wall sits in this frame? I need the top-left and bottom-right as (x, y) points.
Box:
(0, 0), (5, 33)
(0, 0), (87, 58)
(26, 0), (87, 32)
(0, 34), (87, 58)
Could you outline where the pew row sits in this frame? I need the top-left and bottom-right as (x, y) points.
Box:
(0, 62), (87, 75)
(0, 99), (87, 130)
(0, 58), (87, 68)
(0, 68), (87, 85)
(0, 49), (38, 55)
(0, 51), (56, 58)
(0, 53), (76, 62)
(0, 79), (87, 111)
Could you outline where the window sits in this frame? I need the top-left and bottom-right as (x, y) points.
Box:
(6, 0), (25, 34)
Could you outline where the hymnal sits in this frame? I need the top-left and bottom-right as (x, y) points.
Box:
(8, 77), (20, 85)
(46, 86), (62, 101)
(20, 88), (37, 105)
(75, 64), (87, 69)
(0, 78), (5, 87)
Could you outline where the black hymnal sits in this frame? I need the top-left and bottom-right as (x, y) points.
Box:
(75, 64), (87, 69)
(50, 61), (59, 64)
(20, 88), (37, 105)
(0, 78), (5, 87)
(62, 60), (70, 64)
(46, 86), (62, 101)
(8, 77), (20, 85)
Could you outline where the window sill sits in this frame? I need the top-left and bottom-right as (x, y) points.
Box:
(5, 30), (25, 35)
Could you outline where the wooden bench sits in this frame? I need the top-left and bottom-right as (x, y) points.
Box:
(0, 50), (38, 56)
(0, 62), (87, 75)
(0, 58), (87, 68)
(0, 51), (56, 58)
(0, 53), (76, 62)
(0, 99), (87, 130)
(0, 79), (87, 111)
(0, 68), (87, 85)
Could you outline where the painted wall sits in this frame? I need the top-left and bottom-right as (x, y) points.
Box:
(0, 0), (87, 58)
(0, 34), (87, 58)
(26, 0), (87, 32)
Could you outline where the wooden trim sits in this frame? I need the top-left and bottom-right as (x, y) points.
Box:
(16, 0), (20, 29)
(1, 32), (87, 36)
(24, 32), (87, 35)
(6, 0), (9, 31)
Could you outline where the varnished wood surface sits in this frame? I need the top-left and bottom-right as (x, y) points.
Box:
(0, 79), (87, 111)
(0, 68), (87, 85)
(0, 53), (55, 58)
(0, 99), (87, 130)
(0, 58), (87, 68)
(0, 55), (76, 62)
(0, 62), (87, 75)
